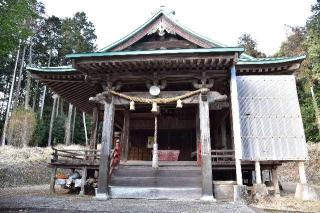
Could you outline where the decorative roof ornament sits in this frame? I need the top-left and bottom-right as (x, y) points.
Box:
(147, 21), (176, 36)
(148, 6), (177, 36)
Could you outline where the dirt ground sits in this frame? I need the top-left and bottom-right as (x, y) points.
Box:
(0, 185), (320, 213)
(0, 185), (261, 213)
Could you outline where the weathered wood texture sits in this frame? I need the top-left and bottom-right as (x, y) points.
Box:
(121, 109), (130, 161)
(89, 107), (99, 150)
(97, 97), (115, 195)
(199, 94), (214, 198)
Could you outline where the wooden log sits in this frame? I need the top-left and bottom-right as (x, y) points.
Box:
(50, 166), (57, 194)
(96, 97), (115, 199)
(121, 109), (130, 161)
(89, 107), (99, 150)
(199, 94), (214, 200)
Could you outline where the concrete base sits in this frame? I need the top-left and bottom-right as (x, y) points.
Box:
(200, 195), (216, 202)
(252, 184), (268, 196)
(295, 183), (320, 201)
(95, 192), (110, 200)
(233, 185), (248, 203)
(213, 181), (236, 201)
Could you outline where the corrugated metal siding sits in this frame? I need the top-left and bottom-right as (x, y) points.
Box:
(237, 75), (308, 161)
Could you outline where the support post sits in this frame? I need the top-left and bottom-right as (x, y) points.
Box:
(96, 97), (115, 200)
(80, 166), (87, 196)
(199, 94), (215, 201)
(255, 161), (262, 184)
(272, 167), (280, 197)
(230, 65), (243, 185)
(221, 118), (227, 149)
(50, 166), (57, 194)
(152, 115), (159, 169)
(196, 109), (200, 164)
(89, 107), (99, 150)
(121, 109), (130, 161)
(298, 161), (307, 184)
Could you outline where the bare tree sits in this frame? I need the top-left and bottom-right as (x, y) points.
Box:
(1, 47), (21, 146)
(64, 103), (73, 145)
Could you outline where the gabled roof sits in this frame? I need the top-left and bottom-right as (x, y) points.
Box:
(98, 7), (225, 52)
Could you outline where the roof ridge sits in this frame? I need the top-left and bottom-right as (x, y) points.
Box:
(98, 8), (229, 52)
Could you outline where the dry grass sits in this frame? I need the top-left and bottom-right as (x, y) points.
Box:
(0, 144), (88, 165)
(253, 194), (320, 213)
(278, 143), (320, 184)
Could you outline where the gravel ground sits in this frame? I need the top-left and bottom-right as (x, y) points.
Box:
(0, 185), (262, 213)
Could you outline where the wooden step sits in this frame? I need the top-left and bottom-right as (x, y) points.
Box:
(113, 167), (201, 178)
(110, 176), (201, 188)
(110, 186), (202, 200)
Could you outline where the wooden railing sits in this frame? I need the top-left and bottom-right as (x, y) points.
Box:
(52, 148), (100, 164)
(211, 149), (235, 165)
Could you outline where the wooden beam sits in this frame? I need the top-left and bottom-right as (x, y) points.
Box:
(96, 97), (115, 199)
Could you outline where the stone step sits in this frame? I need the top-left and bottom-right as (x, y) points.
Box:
(113, 167), (201, 178)
(110, 176), (201, 188)
(110, 186), (202, 200)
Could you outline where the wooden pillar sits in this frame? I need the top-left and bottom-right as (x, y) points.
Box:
(121, 109), (130, 161)
(221, 118), (227, 149)
(230, 65), (243, 185)
(298, 161), (307, 184)
(89, 107), (99, 150)
(196, 109), (200, 163)
(272, 167), (280, 197)
(80, 166), (87, 196)
(199, 94), (214, 200)
(96, 97), (115, 199)
(50, 166), (57, 194)
(255, 161), (262, 184)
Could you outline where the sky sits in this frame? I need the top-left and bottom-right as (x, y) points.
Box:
(42, 0), (316, 56)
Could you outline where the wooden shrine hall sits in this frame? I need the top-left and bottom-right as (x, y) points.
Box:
(28, 7), (309, 201)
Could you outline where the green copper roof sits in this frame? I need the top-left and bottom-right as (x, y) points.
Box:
(237, 55), (306, 65)
(66, 47), (244, 59)
(27, 65), (76, 72)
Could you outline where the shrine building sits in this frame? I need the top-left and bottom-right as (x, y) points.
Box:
(28, 8), (308, 201)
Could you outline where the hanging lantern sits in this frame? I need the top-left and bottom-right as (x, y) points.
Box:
(151, 102), (158, 113)
(176, 99), (183, 108)
(129, 100), (135, 111)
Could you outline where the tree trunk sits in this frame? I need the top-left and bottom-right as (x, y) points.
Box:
(83, 112), (88, 146)
(64, 103), (73, 145)
(55, 96), (60, 118)
(39, 50), (52, 120)
(310, 85), (320, 133)
(48, 95), (58, 147)
(32, 81), (39, 111)
(1, 47), (21, 146)
(39, 86), (46, 119)
(71, 107), (76, 144)
(24, 43), (33, 109)
(12, 46), (26, 109)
